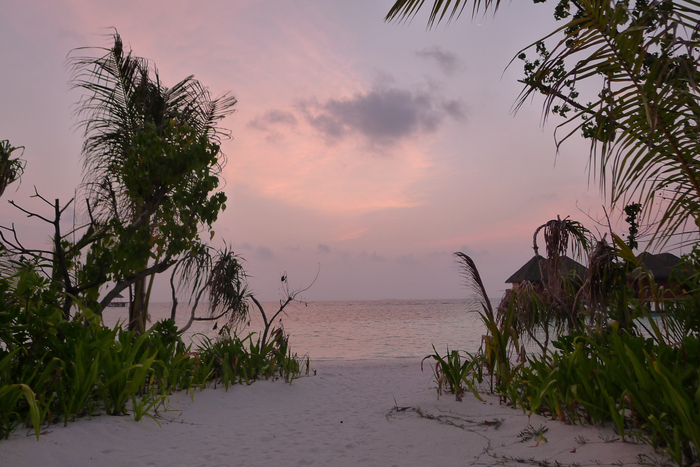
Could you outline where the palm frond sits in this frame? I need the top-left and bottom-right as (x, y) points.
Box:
(207, 248), (249, 327)
(454, 251), (494, 320)
(173, 243), (214, 296)
(516, 0), (700, 244)
(172, 244), (248, 326)
(0, 140), (25, 197)
(385, 0), (500, 27)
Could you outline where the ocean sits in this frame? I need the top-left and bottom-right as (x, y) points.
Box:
(101, 299), (490, 360)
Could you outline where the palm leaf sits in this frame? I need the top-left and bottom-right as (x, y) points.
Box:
(388, 1), (700, 243)
(454, 252), (494, 321)
(385, 0), (501, 26)
(516, 0), (700, 244)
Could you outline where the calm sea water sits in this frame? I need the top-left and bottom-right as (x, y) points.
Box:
(101, 299), (490, 360)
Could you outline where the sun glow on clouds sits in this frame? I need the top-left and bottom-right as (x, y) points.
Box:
(0, 0), (613, 300)
(337, 229), (368, 241)
(228, 125), (433, 214)
(227, 74), (464, 215)
(185, 2), (469, 217)
(61, 1), (469, 218)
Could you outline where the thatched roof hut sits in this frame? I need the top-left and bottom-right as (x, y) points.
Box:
(631, 252), (684, 305)
(505, 255), (588, 288)
(636, 252), (681, 281)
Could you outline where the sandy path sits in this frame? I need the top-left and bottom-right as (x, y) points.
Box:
(0, 359), (667, 467)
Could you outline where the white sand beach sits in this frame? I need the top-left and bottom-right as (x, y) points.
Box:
(0, 359), (667, 467)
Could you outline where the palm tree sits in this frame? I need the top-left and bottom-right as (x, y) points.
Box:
(387, 0), (700, 245)
(169, 244), (249, 333)
(69, 32), (237, 331)
(0, 140), (25, 198)
(70, 33), (236, 225)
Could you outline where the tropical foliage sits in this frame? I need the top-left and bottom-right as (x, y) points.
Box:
(0, 33), (308, 441)
(388, 1), (700, 463)
(388, 0), (700, 244)
(0, 140), (24, 198)
(0, 263), (307, 439)
(0, 32), (246, 332)
(422, 344), (483, 401)
(448, 221), (700, 465)
(69, 32), (236, 331)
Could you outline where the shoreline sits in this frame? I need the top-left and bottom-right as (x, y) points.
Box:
(0, 358), (667, 467)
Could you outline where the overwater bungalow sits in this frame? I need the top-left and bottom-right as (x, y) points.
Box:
(505, 255), (588, 291)
(107, 292), (127, 308)
(632, 252), (683, 303)
(636, 252), (682, 286)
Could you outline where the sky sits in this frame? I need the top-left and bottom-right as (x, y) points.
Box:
(0, 0), (633, 302)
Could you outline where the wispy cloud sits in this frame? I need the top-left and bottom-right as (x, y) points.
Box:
(337, 228), (367, 241)
(369, 252), (384, 262)
(416, 46), (463, 75)
(247, 109), (298, 143)
(248, 109), (297, 129)
(396, 254), (419, 265)
(255, 246), (275, 260)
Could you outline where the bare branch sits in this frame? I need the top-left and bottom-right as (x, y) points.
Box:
(8, 200), (53, 224)
(99, 257), (175, 311)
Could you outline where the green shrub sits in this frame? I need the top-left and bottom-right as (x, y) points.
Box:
(422, 345), (483, 401)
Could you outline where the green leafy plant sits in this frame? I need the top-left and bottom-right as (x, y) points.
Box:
(0, 349), (41, 440)
(422, 345), (482, 401)
(454, 252), (523, 399)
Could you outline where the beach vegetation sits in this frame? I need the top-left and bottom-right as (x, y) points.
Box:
(0, 32), (236, 331)
(196, 325), (307, 389)
(388, 1), (700, 464)
(0, 140), (25, 199)
(452, 224), (700, 465)
(422, 345), (483, 401)
(0, 33), (308, 441)
(168, 245), (249, 333)
(68, 31), (236, 332)
(0, 262), (308, 439)
(249, 269), (318, 352)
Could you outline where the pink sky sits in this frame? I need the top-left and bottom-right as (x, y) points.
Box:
(0, 1), (632, 301)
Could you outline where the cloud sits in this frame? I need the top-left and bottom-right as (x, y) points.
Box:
(369, 252), (384, 262)
(337, 228), (367, 241)
(247, 109), (298, 143)
(443, 99), (467, 121)
(396, 254), (419, 266)
(300, 86), (465, 146)
(255, 246), (275, 260)
(317, 244), (331, 254)
(416, 46), (463, 75)
(247, 109), (297, 130)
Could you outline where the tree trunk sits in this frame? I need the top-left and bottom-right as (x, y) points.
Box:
(129, 277), (148, 333)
